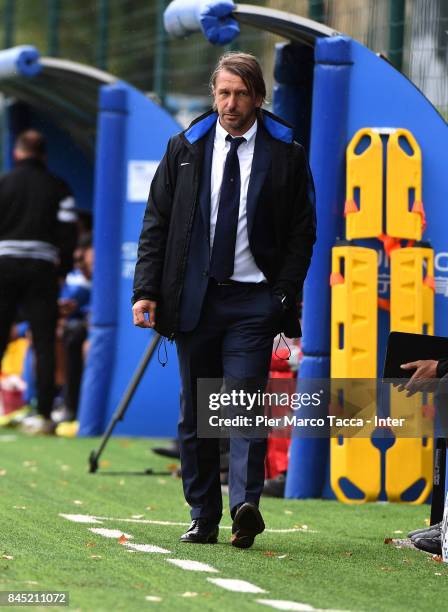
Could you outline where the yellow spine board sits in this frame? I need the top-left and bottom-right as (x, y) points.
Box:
(330, 380), (380, 503)
(345, 128), (383, 240)
(386, 435), (433, 504)
(387, 129), (423, 240)
(388, 245), (434, 503)
(390, 247), (434, 334)
(331, 246), (378, 378)
(331, 438), (381, 503)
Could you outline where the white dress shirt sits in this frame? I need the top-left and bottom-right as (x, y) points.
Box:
(210, 118), (267, 283)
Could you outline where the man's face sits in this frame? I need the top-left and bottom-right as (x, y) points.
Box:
(213, 70), (262, 136)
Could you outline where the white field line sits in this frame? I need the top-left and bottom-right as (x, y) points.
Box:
(89, 528), (133, 539)
(0, 435), (17, 442)
(59, 514), (314, 533)
(166, 559), (219, 572)
(125, 543), (171, 554)
(256, 600), (351, 612)
(58, 514), (343, 611)
(208, 578), (266, 593)
(256, 602), (315, 611)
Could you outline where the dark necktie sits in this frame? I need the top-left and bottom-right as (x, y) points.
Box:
(210, 135), (246, 282)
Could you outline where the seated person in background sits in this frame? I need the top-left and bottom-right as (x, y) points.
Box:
(400, 357), (448, 555)
(53, 235), (93, 424)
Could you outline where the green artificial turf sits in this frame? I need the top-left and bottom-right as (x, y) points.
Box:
(0, 431), (447, 611)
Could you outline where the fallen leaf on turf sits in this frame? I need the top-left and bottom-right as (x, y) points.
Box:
(435, 572), (442, 576)
(384, 538), (393, 544)
(90, 555), (102, 559)
(119, 479), (125, 486)
(132, 583), (144, 589)
(2, 555), (13, 560)
(277, 555), (287, 559)
(157, 479), (166, 485)
(263, 551), (276, 557)
(145, 596), (162, 602)
(60, 465), (70, 471)
(13, 506), (26, 510)
(99, 460), (111, 468)
(432, 555), (443, 563)
(118, 534), (128, 544)
(29, 483), (37, 488)
(85, 542), (96, 548)
(344, 552), (353, 557)
(393, 530), (403, 534)
(181, 592), (197, 598)
(23, 461), (36, 467)
(73, 500), (83, 505)
(146, 506), (154, 511)
(380, 567), (394, 572)
(167, 463), (178, 471)
(284, 510), (292, 515)
(0, 469), (6, 476)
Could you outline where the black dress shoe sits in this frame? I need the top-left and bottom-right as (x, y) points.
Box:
(412, 530), (442, 555)
(409, 521), (441, 539)
(180, 519), (219, 544)
(263, 472), (286, 498)
(231, 503), (265, 549)
(152, 439), (180, 459)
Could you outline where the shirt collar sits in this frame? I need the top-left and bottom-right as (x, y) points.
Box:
(215, 117), (258, 148)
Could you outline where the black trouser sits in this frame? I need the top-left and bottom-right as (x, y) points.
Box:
(0, 257), (58, 418)
(62, 318), (88, 418)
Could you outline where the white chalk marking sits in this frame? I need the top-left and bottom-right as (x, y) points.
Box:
(59, 514), (102, 524)
(59, 514), (313, 533)
(256, 602), (349, 612)
(125, 543), (171, 554)
(89, 528), (133, 539)
(256, 601), (314, 611)
(166, 559), (218, 572)
(207, 578), (266, 593)
(145, 595), (162, 602)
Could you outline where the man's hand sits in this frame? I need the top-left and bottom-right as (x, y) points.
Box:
(398, 359), (439, 396)
(132, 299), (157, 329)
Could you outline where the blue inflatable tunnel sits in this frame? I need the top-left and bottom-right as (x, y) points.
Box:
(0, 46), (182, 437)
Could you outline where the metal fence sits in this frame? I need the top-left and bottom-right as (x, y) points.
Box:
(0, 0), (446, 120)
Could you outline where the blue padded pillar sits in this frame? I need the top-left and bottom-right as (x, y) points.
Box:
(286, 37), (352, 498)
(78, 83), (127, 435)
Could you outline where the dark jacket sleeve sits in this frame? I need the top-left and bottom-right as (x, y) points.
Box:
(274, 144), (317, 302)
(437, 359), (448, 378)
(132, 138), (176, 304)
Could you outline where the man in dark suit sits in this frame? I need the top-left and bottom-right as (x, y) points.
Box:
(132, 52), (316, 548)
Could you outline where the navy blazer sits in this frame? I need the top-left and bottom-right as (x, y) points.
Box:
(179, 121), (274, 332)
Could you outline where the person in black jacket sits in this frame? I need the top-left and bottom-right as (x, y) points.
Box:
(0, 130), (78, 434)
(133, 53), (316, 548)
(399, 357), (448, 555)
